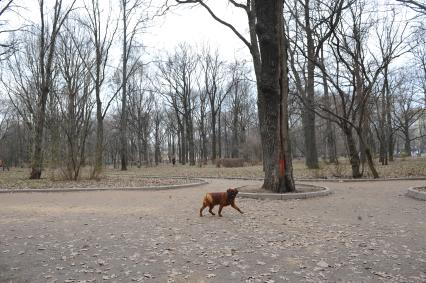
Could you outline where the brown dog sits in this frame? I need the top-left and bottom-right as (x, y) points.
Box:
(200, 188), (243, 217)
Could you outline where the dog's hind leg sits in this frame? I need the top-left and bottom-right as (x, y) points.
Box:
(208, 205), (216, 216)
(200, 204), (207, 217)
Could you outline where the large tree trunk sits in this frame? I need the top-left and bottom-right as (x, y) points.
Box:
(279, 14), (295, 192)
(255, 0), (295, 192)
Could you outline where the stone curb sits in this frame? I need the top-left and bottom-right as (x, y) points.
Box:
(406, 186), (426, 201)
(135, 175), (264, 181)
(296, 177), (426, 182)
(139, 175), (426, 183)
(238, 184), (332, 200)
(0, 179), (208, 194)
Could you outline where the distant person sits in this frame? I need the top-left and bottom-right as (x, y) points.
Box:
(0, 159), (9, 171)
(172, 156), (176, 166)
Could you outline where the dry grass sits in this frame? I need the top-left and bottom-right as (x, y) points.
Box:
(1, 157), (425, 190)
(295, 157), (426, 179)
(117, 157), (426, 179)
(0, 167), (192, 190)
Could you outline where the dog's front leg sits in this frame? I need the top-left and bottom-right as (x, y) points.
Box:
(218, 205), (224, 217)
(231, 202), (243, 214)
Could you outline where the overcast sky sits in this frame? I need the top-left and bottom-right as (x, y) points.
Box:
(144, 1), (251, 61)
(3, 0), (420, 66)
(4, 0), (252, 62)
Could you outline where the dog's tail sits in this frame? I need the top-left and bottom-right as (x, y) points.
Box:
(202, 193), (213, 206)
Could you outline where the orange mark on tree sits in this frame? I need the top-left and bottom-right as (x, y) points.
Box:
(279, 158), (285, 177)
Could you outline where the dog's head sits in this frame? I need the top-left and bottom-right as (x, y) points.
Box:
(226, 188), (239, 200)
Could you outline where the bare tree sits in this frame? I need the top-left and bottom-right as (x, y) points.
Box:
(1, 34), (37, 143)
(119, 0), (148, 170)
(286, 0), (346, 168)
(157, 44), (198, 166)
(75, 0), (118, 177)
(224, 60), (251, 158)
(0, 98), (11, 143)
(128, 64), (154, 167)
(396, 0), (426, 14)
(312, 1), (408, 178)
(194, 82), (208, 165)
(369, 11), (409, 165)
(411, 25), (426, 106)
(55, 21), (94, 180)
(152, 101), (164, 165)
(0, 0), (16, 60)
(392, 69), (425, 156)
(200, 47), (232, 163)
(27, 0), (76, 179)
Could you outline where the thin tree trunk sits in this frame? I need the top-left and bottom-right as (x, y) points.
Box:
(120, 0), (128, 171)
(187, 116), (195, 166)
(404, 128), (411, 156)
(30, 94), (47, 179)
(211, 113), (217, 162)
(343, 124), (362, 178)
(218, 108), (222, 159)
(303, 0), (319, 169)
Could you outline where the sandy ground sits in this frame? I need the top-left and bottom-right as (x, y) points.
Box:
(0, 179), (425, 283)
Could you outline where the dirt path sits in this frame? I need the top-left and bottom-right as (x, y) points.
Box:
(0, 179), (425, 282)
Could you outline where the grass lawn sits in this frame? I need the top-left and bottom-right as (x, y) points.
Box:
(1, 157), (425, 190)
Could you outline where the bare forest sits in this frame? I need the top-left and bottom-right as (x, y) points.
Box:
(1, 0), (426, 191)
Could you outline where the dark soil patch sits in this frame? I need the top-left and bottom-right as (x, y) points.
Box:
(0, 175), (194, 191)
(237, 183), (324, 194)
(413, 187), (426, 192)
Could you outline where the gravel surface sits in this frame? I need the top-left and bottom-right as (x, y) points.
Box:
(0, 179), (425, 282)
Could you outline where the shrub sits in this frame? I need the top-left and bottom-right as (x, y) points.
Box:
(218, 158), (245, 168)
